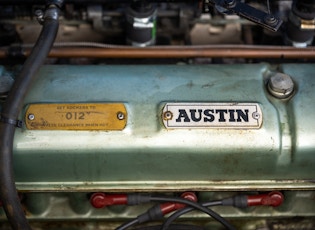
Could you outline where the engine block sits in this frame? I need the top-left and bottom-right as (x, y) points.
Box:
(0, 1), (315, 229)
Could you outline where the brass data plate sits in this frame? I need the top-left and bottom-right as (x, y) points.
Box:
(25, 104), (127, 131)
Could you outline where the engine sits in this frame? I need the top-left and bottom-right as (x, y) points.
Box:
(0, 0), (314, 230)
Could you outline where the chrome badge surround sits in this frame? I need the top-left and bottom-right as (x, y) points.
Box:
(162, 103), (263, 129)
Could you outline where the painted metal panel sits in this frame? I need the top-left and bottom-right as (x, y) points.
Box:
(6, 64), (314, 191)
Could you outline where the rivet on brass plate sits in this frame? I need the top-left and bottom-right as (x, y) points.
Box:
(117, 112), (125, 120)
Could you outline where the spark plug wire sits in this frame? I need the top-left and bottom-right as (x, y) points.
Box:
(116, 192), (197, 230)
(90, 192), (236, 230)
(161, 191), (284, 230)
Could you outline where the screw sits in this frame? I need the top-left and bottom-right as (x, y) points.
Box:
(163, 111), (173, 120)
(28, 114), (35, 121)
(268, 73), (294, 99)
(117, 112), (125, 120)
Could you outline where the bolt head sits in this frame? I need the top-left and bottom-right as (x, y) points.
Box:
(268, 73), (294, 99)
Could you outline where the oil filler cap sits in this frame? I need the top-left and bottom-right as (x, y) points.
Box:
(268, 73), (294, 99)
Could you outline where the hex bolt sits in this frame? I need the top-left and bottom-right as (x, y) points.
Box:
(268, 73), (294, 99)
(117, 112), (125, 120)
(28, 114), (35, 121)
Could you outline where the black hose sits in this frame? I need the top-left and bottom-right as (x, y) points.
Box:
(0, 4), (60, 230)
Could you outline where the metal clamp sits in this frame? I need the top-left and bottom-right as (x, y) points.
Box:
(0, 114), (23, 128)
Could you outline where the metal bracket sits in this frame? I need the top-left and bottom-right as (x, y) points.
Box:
(208, 0), (283, 32)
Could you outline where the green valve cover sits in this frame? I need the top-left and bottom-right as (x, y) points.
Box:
(10, 64), (315, 191)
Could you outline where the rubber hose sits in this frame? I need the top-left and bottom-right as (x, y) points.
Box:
(0, 6), (59, 230)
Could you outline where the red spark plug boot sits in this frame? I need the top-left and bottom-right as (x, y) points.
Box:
(90, 193), (152, 208)
(222, 191), (284, 208)
(90, 192), (198, 212)
(160, 192), (198, 215)
(247, 191), (284, 207)
(136, 192), (198, 224)
(90, 193), (128, 209)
